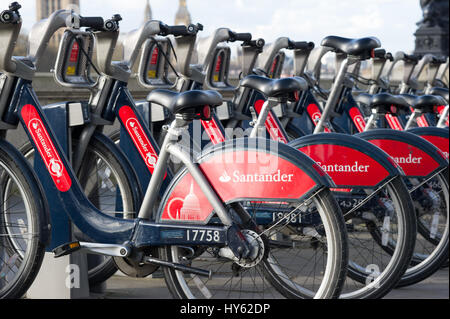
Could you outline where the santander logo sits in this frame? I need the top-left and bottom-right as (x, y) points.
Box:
(201, 118), (226, 145)
(21, 105), (72, 192)
(219, 171), (232, 183)
(218, 170), (294, 183)
(349, 107), (366, 133)
(385, 114), (403, 131)
(119, 106), (160, 174)
(316, 161), (370, 173)
(29, 118), (65, 178)
(391, 154), (422, 164)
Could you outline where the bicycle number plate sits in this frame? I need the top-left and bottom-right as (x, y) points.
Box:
(159, 228), (226, 245)
(185, 229), (224, 243)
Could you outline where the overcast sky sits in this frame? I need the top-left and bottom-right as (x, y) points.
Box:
(2, 0), (423, 53)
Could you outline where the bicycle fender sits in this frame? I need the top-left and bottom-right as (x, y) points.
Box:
(356, 129), (448, 178)
(407, 127), (449, 160)
(288, 133), (402, 188)
(156, 138), (334, 224)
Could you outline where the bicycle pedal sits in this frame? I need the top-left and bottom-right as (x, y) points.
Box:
(53, 241), (82, 258)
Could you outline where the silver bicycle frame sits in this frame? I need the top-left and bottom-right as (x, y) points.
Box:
(437, 105), (449, 128)
(314, 56), (359, 134)
(137, 118), (233, 226)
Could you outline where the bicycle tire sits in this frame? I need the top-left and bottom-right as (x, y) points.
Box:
(159, 187), (348, 299)
(0, 141), (49, 299)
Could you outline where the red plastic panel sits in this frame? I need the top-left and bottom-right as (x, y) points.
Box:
(160, 150), (318, 222)
(349, 107), (366, 133)
(298, 144), (390, 187)
(369, 139), (440, 176)
(306, 103), (331, 133)
(254, 100), (289, 143)
(385, 114), (403, 131)
(418, 135), (449, 159)
(201, 118), (226, 145)
(21, 104), (72, 192)
(118, 105), (160, 174)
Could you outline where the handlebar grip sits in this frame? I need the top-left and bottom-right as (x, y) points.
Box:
(289, 41), (315, 50)
(229, 32), (252, 42)
(166, 25), (189, 36)
(160, 23), (202, 36)
(0, 9), (20, 24)
(79, 16), (105, 30)
(246, 38), (265, 48)
(404, 53), (420, 63)
(430, 55), (447, 64)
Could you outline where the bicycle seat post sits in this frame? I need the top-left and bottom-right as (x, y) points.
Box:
(314, 56), (356, 133)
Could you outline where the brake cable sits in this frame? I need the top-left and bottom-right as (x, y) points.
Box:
(66, 29), (101, 76)
(148, 36), (180, 79)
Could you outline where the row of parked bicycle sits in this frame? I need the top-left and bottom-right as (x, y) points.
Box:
(0, 2), (448, 299)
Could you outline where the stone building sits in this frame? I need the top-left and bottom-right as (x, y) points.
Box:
(175, 0), (191, 26)
(144, 0), (152, 22)
(36, 0), (80, 48)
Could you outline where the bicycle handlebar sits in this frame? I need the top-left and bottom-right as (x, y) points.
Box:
(395, 51), (421, 64)
(429, 55), (447, 65)
(159, 22), (203, 37)
(78, 14), (121, 32)
(385, 52), (393, 61)
(288, 40), (315, 51)
(0, 2), (21, 24)
(79, 16), (104, 29)
(228, 31), (252, 43)
(246, 38), (265, 48)
(372, 48), (386, 59)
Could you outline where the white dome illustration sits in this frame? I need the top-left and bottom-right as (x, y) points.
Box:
(180, 181), (201, 220)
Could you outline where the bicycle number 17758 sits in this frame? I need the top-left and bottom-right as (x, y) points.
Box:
(186, 229), (222, 243)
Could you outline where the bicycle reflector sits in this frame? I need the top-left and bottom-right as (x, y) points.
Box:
(54, 30), (96, 88)
(137, 37), (175, 90)
(390, 105), (397, 114)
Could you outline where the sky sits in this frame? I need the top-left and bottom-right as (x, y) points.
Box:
(2, 0), (423, 54)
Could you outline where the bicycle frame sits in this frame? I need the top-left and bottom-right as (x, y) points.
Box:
(5, 77), (238, 249)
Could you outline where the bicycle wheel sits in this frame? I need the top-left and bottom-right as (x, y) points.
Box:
(20, 134), (141, 285)
(397, 170), (449, 287)
(338, 176), (416, 299)
(160, 187), (348, 299)
(285, 127), (417, 298)
(0, 143), (49, 299)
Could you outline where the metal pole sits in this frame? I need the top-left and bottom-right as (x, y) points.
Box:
(314, 58), (350, 134)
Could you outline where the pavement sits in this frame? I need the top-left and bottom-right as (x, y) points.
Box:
(96, 269), (449, 299)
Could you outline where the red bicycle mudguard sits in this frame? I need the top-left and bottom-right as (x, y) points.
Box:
(356, 129), (448, 178)
(288, 133), (402, 188)
(156, 138), (333, 224)
(407, 127), (449, 160)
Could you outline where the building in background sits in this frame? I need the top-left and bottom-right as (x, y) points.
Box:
(144, 0), (152, 22)
(36, 0), (80, 48)
(175, 0), (191, 26)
